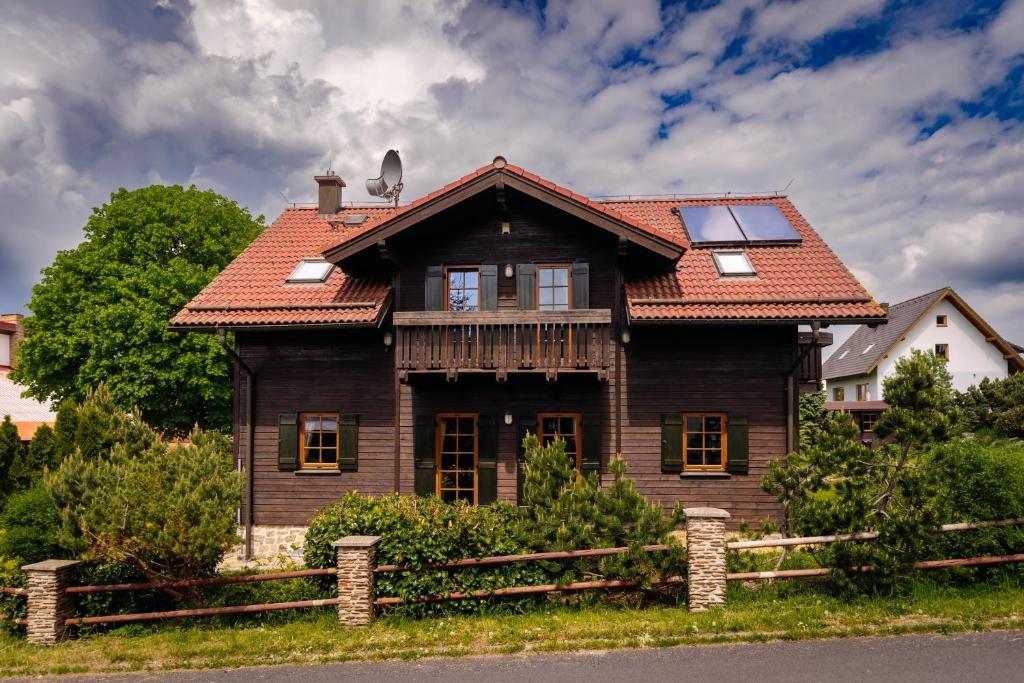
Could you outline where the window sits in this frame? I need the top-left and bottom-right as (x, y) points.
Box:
(711, 250), (756, 276)
(862, 343), (875, 355)
(537, 265), (571, 311)
(300, 413), (338, 469)
(936, 314), (948, 327)
(287, 258), (334, 283)
(445, 267), (479, 311)
(436, 415), (476, 503)
(856, 383), (870, 401)
(683, 413), (727, 471)
(833, 387), (845, 401)
(837, 349), (850, 360)
(538, 414), (581, 471)
(935, 343), (949, 360)
(860, 412), (880, 432)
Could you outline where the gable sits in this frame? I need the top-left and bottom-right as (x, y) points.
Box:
(322, 158), (685, 267)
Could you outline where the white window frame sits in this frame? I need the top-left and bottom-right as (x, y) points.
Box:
(711, 250), (756, 276)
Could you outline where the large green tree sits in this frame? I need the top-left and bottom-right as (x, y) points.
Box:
(11, 185), (263, 434)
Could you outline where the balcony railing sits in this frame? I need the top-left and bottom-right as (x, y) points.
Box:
(393, 309), (613, 381)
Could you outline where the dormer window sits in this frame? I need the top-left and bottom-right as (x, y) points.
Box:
(287, 258), (334, 283)
(712, 250), (755, 276)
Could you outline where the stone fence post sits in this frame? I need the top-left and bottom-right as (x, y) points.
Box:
(23, 559), (81, 645)
(332, 536), (381, 627)
(684, 507), (729, 611)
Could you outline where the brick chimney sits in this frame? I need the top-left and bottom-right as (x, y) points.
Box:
(315, 174), (345, 216)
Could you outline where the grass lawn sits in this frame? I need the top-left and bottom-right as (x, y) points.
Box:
(0, 578), (1022, 678)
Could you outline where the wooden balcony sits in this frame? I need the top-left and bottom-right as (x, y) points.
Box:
(393, 309), (613, 381)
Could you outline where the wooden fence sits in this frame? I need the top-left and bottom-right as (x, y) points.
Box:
(8, 514), (1024, 645)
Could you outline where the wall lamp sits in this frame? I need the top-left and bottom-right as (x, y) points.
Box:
(504, 411), (513, 426)
(621, 329), (631, 345)
(504, 264), (514, 279)
(383, 330), (394, 348)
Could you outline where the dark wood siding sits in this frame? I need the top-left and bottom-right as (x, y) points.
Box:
(392, 190), (618, 313)
(621, 325), (794, 526)
(237, 329), (395, 525)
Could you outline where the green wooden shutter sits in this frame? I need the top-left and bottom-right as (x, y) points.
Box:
(516, 264), (535, 310)
(572, 262), (590, 310)
(414, 414), (436, 496)
(477, 415), (498, 505)
(660, 414), (682, 474)
(581, 416), (601, 480)
(480, 264), (498, 311)
(278, 414), (298, 472)
(516, 416), (537, 505)
(425, 266), (444, 311)
(726, 415), (749, 475)
(338, 414), (358, 472)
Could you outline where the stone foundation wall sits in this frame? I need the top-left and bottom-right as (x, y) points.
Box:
(232, 525), (309, 562)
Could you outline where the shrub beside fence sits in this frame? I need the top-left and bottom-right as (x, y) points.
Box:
(6, 511), (1024, 646)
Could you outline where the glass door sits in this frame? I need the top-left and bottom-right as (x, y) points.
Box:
(436, 414), (477, 503)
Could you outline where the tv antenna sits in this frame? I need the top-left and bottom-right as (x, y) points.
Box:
(366, 149), (403, 207)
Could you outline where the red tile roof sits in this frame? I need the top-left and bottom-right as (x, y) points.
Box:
(171, 207), (395, 329)
(173, 161), (885, 328)
(614, 197), (885, 322)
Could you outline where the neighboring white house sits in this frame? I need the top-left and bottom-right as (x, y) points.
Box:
(0, 314), (54, 442)
(824, 288), (1024, 403)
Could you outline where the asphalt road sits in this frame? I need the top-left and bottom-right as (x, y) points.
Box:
(30, 631), (1024, 683)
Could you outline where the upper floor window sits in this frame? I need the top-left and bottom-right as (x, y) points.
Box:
(537, 265), (571, 311)
(833, 387), (845, 401)
(935, 343), (949, 360)
(936, 314), (948, 327)
(856, 383), (870, 401)
(538, 413), (581, 471)
(446, 267), (479, 311)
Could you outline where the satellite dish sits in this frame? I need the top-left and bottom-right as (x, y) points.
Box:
(366, 150), (403, 206)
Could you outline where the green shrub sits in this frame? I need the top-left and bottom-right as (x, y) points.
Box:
(304, 493), (546, 617)
(958, 374), (1024, 436)
(0, 484), (65, 564)
(928, 438), (1024, 570)
(0, 555), (26, 631)
(518, 434), (686, 586)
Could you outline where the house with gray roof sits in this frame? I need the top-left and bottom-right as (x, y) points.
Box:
(824, 287), (1023, 403)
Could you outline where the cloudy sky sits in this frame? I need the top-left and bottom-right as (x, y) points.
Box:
(1, 0), (1022, 347)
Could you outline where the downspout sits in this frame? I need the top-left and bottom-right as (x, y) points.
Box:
(219, 329), (255, 560)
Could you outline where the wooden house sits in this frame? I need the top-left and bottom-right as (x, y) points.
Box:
(173, 157), (886, 558)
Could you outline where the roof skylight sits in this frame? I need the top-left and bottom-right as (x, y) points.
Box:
(679, 204), (801, 245)
(343, 214), (367, 226)
(287, 258), (334, 283)
(861, 343), (875, 355)
(712, 250), (756, 276)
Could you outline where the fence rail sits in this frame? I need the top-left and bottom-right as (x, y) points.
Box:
(63, 597), (342, 626)
(0, 586), (28, 597)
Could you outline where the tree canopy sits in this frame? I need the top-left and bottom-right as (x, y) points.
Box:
(11, 185), (264, 434)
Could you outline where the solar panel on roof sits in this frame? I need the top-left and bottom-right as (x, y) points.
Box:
(678, 206), (746, 243)
(729, 205), (800, 242)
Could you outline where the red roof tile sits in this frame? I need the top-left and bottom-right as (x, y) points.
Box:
(171, 207), (395, 329)
(612, 196), (885, 322)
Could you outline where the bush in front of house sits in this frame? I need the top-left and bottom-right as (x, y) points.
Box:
(0, 484), (65, 564)
(517, 434), (686, 587)
(304, 493), (547, 616)
(45, 389), (242, 604)
(927, 438), (1024, 572)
